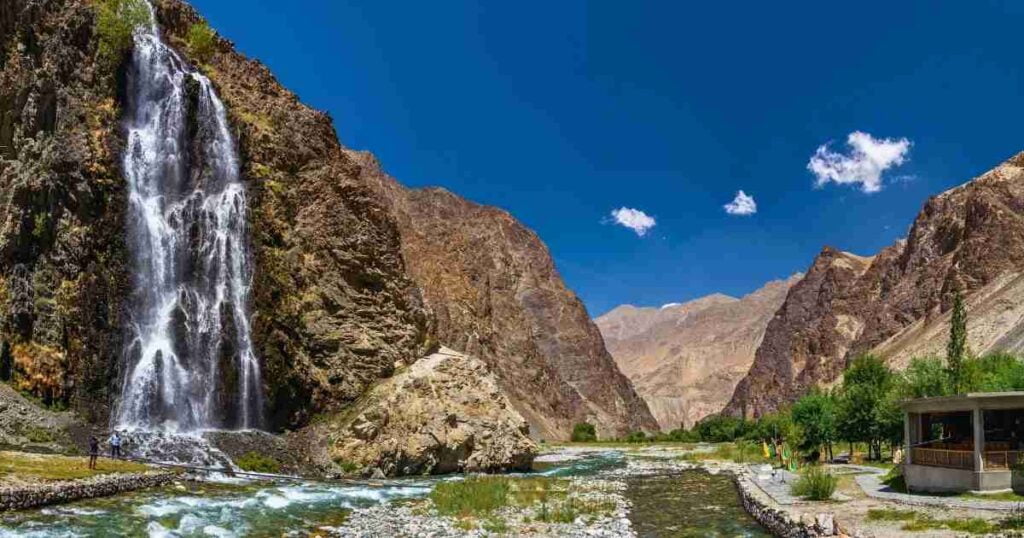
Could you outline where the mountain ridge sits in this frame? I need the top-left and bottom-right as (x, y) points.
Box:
(597, 274), (801, 429)
(726, 151), (1024, 418)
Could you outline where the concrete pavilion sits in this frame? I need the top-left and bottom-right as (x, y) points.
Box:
(903, 392), (1024, 492)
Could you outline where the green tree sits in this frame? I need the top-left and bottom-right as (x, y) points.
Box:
(947, 290), (970, 394)
(791, 389), (838, 461)
(974, 352), (1024, 392)
(570, 422), (597, 442)
(837, 355), (895, 461)
(695, 415), (747, 442)
(186, 21), (217, 64)
(898, 357), (952, 398)
(95, 0), (151, 66)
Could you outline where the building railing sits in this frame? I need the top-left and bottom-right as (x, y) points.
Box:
(911, 448), (973, 470)
(984, 450), (1024, 470)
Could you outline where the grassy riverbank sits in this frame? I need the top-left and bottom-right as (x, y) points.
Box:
(0, 451), (150, 485)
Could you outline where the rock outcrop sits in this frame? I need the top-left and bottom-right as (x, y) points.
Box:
(726, 152), (1024, 418)
(353, 154), (658, 440)
(596, 276), (800, 430)
(324, 347), (536, 476)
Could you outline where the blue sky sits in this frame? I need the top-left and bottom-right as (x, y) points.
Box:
(190, 0), (1024, 317)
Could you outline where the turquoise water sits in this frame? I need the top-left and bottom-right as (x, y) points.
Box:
(0, 480), (430, 537)
(0, 452), (767, 537)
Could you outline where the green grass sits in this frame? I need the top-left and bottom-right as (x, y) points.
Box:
(234, 452), (281, 474)
(961, 490), (1024, 502)
(881, 466), (907, 493)
(534, 497), (616, 524)
(901, 515), (996, 534)
(428, 475), (614, 529)
(790, 466), (838, 501)
(867, 508), (918, 521)
(430, 477), (513, 518)
(867, 507), (1024, 535)
(676, 443), (771, 464)
(0, 451), (149, 482)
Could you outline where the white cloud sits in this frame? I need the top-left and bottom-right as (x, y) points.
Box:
(807, 131), (911, 193)
(610, 207), (656, 237)
(660, 302), (681, 310)
(724, 190), (757, 216)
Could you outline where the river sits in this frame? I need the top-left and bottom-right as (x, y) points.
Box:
(0, 451), (769, 537)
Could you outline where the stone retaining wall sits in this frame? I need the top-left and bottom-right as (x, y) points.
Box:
(0, 471), (179, 511)
(705, 463), (852, 538)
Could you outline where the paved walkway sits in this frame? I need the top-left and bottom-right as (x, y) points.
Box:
(744, 464), (853, 505)
(848, 464), (1024, 512)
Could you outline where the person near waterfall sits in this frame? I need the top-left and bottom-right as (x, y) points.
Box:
(109, 431), (122, 459)
(88, 436), (99, 469)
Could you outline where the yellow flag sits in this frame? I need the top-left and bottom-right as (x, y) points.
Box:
(762, 441), (770, 459)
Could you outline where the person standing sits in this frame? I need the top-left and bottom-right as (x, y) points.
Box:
(88, 436), (99, 469)
(109, 431), (121, 459)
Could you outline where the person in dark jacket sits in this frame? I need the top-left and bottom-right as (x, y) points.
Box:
(88, 436), (99, 469)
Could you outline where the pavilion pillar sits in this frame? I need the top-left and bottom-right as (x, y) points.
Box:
(973, 407), (985, 472)
(904, 411), (912, 465)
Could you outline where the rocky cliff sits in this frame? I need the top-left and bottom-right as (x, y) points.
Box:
(353, 153), (657, 440)
(726, 152), (1024, 418)
(597, 275), (799, 430)
(0, 0), (653, 444)
(0, 0), (129, 423)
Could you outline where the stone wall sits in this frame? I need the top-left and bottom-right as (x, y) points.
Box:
(718, 463), (849, 538)
(0, 471), (178, 511)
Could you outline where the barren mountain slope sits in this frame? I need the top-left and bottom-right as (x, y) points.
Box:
(597, 275), (800, 429)
(726, 152), (1024, 418)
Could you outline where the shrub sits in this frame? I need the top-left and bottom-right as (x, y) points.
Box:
(570, 422), (597, 442)
(95, 0), (151, 65)
(431, 477), (511, 517)
(623, 431), (647, 443)
(235, 451), (281, 474)
(186, 21), (217, 64)
(881, 465), (907, 493)
(790, 465), (837, 501)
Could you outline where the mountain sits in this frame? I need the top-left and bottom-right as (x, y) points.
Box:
(726, 152), (1024, 418)
(0, 0), (653, 443)
(351, 152), (657, 440)
(596, 276), (800, 430)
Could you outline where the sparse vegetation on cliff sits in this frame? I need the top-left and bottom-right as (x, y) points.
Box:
(186, 22), (217, 64)
(95, 0), (151, 65)
(234, 452), (281, 474)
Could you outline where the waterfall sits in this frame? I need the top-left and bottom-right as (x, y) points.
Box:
(114, 6), (263, 433)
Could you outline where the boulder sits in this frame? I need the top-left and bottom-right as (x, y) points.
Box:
(325, 347), (537, 476)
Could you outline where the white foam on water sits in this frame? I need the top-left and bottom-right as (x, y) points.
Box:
(201, 526), (235, 538)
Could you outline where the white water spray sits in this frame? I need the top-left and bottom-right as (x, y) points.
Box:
(114, 6), (263, 433)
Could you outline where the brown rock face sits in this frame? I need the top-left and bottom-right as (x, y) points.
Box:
(153, 1), (432, 429)
(597, 276), (799, 430)
(354, 154), (658, 440)
(0, 0), (129, 422)
(726, 152), (1024, 418)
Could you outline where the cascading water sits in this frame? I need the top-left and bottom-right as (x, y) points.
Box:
(114, 5), (263, 435)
